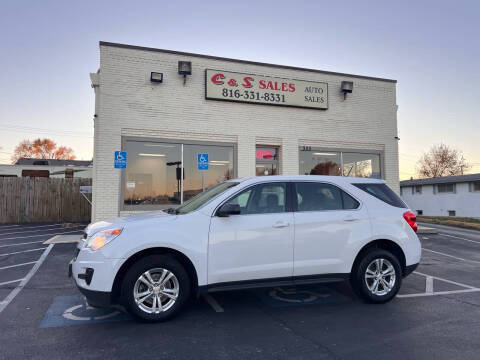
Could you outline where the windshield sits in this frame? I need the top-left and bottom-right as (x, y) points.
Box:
(174, 182), (240, 214)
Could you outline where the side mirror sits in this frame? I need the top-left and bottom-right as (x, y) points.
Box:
(217, 203), (241, 217)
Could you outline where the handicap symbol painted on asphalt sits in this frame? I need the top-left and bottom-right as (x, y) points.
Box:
(40, 294), (131, 328)
(254, 284), (350, 307)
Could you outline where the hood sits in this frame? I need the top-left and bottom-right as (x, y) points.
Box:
(85, 210), (173, 236)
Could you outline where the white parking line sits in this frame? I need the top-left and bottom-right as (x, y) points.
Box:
(0, 230), (83, 242)
(439, 233), (480, 245)
(0, 244), (54, 314)
(0, 247), (47, 257)
(0, 278), (25, 286)
(0, 261), (37, 271)
(202, 293), (224, 312)
(397, 288), (480, 298)
(0, 240), (44, 248)
(422, 248), (480, 265)
(425, 276), (434, 294)
(414, 270), (477, 289)
(0, 225), (84, 237)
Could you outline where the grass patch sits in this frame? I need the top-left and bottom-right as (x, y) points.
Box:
(418, 216), (480, 231)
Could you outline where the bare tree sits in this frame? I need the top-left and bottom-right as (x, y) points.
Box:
(416, 143), (470, 178)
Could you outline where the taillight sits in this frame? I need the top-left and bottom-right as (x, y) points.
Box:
(403, 211), (417, 233)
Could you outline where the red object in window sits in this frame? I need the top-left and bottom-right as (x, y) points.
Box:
(403, 211), (417, 233)
(256, 149), (275, 160)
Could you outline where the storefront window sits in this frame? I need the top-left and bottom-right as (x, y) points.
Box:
(299, 150), (341, 176)
(183, 144), (234, 202)
(124, 140), (234, 209)
(342, 152), (381, 178)
(256, 147), (278, 176)
(299, 148), (381, 179)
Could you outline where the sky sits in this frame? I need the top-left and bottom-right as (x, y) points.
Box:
(0, 0), (479, 179)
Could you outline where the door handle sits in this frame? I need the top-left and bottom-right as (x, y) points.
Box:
(273, 221), (290, 228)
(343, 215), (358, 222)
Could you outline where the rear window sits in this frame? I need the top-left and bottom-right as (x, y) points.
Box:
(353, 183), (407, 208)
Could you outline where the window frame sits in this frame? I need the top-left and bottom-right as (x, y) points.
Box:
(436, 183), (455, 194)
(121, 136), (238, 211)
(292, 181), (361, 213)
(298, 146), (384, 179)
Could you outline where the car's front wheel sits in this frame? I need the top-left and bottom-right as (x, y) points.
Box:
(351, 249), (402, 303)
(121, 255), (191, 322)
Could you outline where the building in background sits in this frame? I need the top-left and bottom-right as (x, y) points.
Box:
(91, 41), (399, 221)
(0, 158), (93, 178)
(400, 174), (480, 217)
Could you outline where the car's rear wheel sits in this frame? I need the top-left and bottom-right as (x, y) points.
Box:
(351, 249), (402, 303)
(121, 255), (191, 322)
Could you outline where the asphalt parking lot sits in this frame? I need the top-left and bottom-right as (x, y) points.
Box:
(1, 222), (479, 359)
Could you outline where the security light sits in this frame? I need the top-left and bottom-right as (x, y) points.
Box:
(150, 72), (163, 83)
(341, 81), (354, 100)
(178, 61), (192, 85)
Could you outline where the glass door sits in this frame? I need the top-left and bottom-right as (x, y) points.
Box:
(256, 147), (279, 176)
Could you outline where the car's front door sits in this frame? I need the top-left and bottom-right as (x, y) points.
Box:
(293, 181), (371, 276)
(208, 182), (294, 284)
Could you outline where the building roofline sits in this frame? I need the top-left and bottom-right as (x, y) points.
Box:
(400, 173), (480, 187)
(99, 41), (397, 84)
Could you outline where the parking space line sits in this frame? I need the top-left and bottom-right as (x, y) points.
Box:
(414, 271), (477, 289)
(0, 223), (67, 231)
(0, 240), (44, 248)
(397, 288), (480, 298)
(0, 261), (37, 271)
(0, 278), (25, 286)
(0, 247), (47, 257)
(0, 244), (54, 315)
(202, 293), (224, 312)
(0, 225), (84, 237)
(422, 248), (480, 265)
(439, 233), (480, 245)
(0, 230), (84, 242)
(425, 276), (434, 294)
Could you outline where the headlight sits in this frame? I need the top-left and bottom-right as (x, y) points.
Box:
(86, 228), (123, 251)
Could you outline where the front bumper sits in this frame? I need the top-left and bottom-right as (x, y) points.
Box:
(69, 244), (123, 306)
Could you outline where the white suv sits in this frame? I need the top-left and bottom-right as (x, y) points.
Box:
(70, 176), (421, 322)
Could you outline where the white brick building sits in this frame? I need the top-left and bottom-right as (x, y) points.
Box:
(90, 41), (399, 222)
(400, 174), (480, 217)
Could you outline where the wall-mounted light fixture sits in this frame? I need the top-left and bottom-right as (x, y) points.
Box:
(150, 72), (163, 83)
(178, 61), (192, 85)
(341, 81), (354, 100)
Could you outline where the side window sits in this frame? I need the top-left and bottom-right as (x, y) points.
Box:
(295, 182), (359, 211)
(342, 191), (360, 209)
(224, 183), (286, 215)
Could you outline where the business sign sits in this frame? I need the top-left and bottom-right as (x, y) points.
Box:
(205, 69), (328, 110)
(197, 153), (209, 170)
(114, 151), (127, 169)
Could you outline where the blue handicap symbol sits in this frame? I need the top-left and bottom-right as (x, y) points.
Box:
(197, 153), (209, 170)
(40, 294), (131, 328)
(114, 151), (127, 169)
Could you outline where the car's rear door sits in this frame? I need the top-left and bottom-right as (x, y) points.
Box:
(208, 182), (294, 284)
(292, 181), (371, 276)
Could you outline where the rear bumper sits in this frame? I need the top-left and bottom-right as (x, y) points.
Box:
(403, 263), (419, 277)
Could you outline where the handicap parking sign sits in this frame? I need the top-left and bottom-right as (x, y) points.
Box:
(114, 151), (127, 169)
(197, 153), (209, 170)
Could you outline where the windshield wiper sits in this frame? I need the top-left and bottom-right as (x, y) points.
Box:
(166, 207), (180, 215)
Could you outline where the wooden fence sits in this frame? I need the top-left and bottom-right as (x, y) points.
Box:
(0, 177), (92, 224)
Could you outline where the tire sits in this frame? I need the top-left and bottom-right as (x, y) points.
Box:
(121, 255), (191, 322)
(350, 249), (402, 303)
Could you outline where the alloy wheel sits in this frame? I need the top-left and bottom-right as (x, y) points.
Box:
(133, 268), (180, 313)
(364, 258), (396, 296)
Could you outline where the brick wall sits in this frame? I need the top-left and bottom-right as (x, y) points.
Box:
(92, 43), (399, 221)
